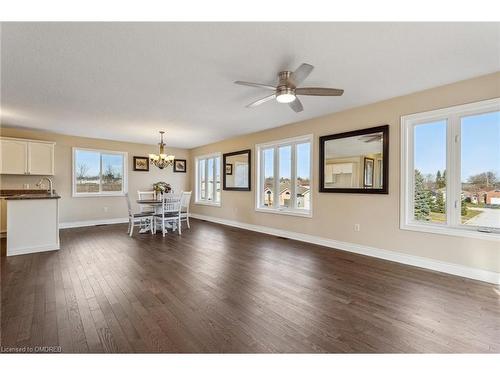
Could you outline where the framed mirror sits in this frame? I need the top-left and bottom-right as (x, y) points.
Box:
(223, 149), (251, 191)
(319, 125), (389, 194)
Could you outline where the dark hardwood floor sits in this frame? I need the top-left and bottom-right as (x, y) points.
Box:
(1, 219), (499, 353)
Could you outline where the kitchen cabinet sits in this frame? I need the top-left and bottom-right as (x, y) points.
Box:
(28, 141), (55, 175)
(0, 138), (28, 174)
(0, 137), (55, 175)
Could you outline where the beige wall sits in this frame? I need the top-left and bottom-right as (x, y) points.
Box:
(0, 128), (190, 227)
(190, 72), (500, 273)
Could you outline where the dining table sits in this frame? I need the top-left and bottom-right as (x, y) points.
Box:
(136, 198), (163, 206)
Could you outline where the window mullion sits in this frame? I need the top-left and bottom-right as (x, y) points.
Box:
(99, 153), (103, 193)
(274, 146), (279, 209)
(291, 143), (297, 209)
(447, 115), (461, 227)
(197, 160), (201, 201)
(407, 123), (416, 224)
(205, 158), (209, 202)
(213, 157), (217, 202)
(445, 118), (453, 226)
(257, 148), (266, 207)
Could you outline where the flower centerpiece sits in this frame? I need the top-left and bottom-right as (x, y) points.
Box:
(153, 181), (171, 197)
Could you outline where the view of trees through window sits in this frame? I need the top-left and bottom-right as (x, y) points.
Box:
(413, 111), (500, 229)
(414, 120), (448, 224)
(460, 111), (500, 228)
(75, 149), (124, 194)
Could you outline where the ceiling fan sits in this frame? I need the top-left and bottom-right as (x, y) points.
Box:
(234, 63), (344, 113)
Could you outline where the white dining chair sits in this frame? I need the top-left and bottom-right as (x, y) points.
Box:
(136, 190), (157, 232)
(137, 190), (156, 212)
(154, 192), (182, 237)
(125, 193), (155, 236)
(180, 191), (192, 229)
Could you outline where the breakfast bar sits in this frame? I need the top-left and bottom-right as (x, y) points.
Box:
(2, 190), (61, 256)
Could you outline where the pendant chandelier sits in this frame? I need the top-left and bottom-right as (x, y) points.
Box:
(149, 131), (175, 169)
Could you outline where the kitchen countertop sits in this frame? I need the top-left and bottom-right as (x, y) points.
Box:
(4, 193), (61, 200)
(0, 189), (61, 200)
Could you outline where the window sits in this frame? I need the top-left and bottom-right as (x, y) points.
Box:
(195, 153), (221, 206)
(73, 148), (127, 197)
(256, 135), (312, 217)
(401, 98), (500, 239)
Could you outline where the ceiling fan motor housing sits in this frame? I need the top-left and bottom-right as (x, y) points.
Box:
(278, 71), (295, 88)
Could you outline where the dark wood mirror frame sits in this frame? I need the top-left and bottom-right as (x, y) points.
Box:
(222, 149), (251, 191)
(319, 125), (389, 194)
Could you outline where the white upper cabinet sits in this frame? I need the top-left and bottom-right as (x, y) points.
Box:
(0, 139), (28, 174)
(28, 141), (55, 175)
(0, 137), (55, 175)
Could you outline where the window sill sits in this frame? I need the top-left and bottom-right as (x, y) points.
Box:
(195, 200), (221, 207)
(401, 222), (500, 241)
(255, 207), (312, 218)
(72, 192), (127, 198)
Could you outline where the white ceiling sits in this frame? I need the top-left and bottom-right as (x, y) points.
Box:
(1, 22), (499, 149)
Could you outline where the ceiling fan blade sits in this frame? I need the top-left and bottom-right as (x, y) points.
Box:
(246, 94), (276, 108)
(290, 63), (314, 86)
(358, 134), (382, 143)
(234, 81), (276, 90)
(295, 87), (344, 96)
(288, 97), (303, 113)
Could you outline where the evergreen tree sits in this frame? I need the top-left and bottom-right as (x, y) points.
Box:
(435, 170), (446, 189)
(414, 169), (431, 221)
(434, 190), (445, 213)
(461, 196), (468, 216)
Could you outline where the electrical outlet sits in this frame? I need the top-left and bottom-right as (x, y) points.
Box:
(23, 184), (30, 189)
(103, 206), (109, 213)
(354, 224), (361, 232)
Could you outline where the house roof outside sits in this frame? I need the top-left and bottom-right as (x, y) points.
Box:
(263, 180), (311, 196)
(279, 181), (310, 196)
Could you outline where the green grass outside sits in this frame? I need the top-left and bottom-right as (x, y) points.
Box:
(465, 202), (486, 208)
(428, 209), (482, 224)
(461, 209), (482, 223)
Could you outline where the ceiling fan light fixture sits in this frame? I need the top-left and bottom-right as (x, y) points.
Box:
(276, 87), (296, 104)
(276, 93), (296, 104)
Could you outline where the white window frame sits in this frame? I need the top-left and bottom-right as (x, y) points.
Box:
(400, 98), (500, 241)
(195, 152), (221, 207)
(256, 134), (313, 218)
(72, 147), (128, 197)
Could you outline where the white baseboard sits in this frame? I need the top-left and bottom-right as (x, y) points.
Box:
(59, 217), (128, 229)
(190, 213), (500, 285)
(7, 243), (60, 256)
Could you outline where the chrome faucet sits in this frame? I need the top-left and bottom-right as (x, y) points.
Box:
(36, 177), (54, 195)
